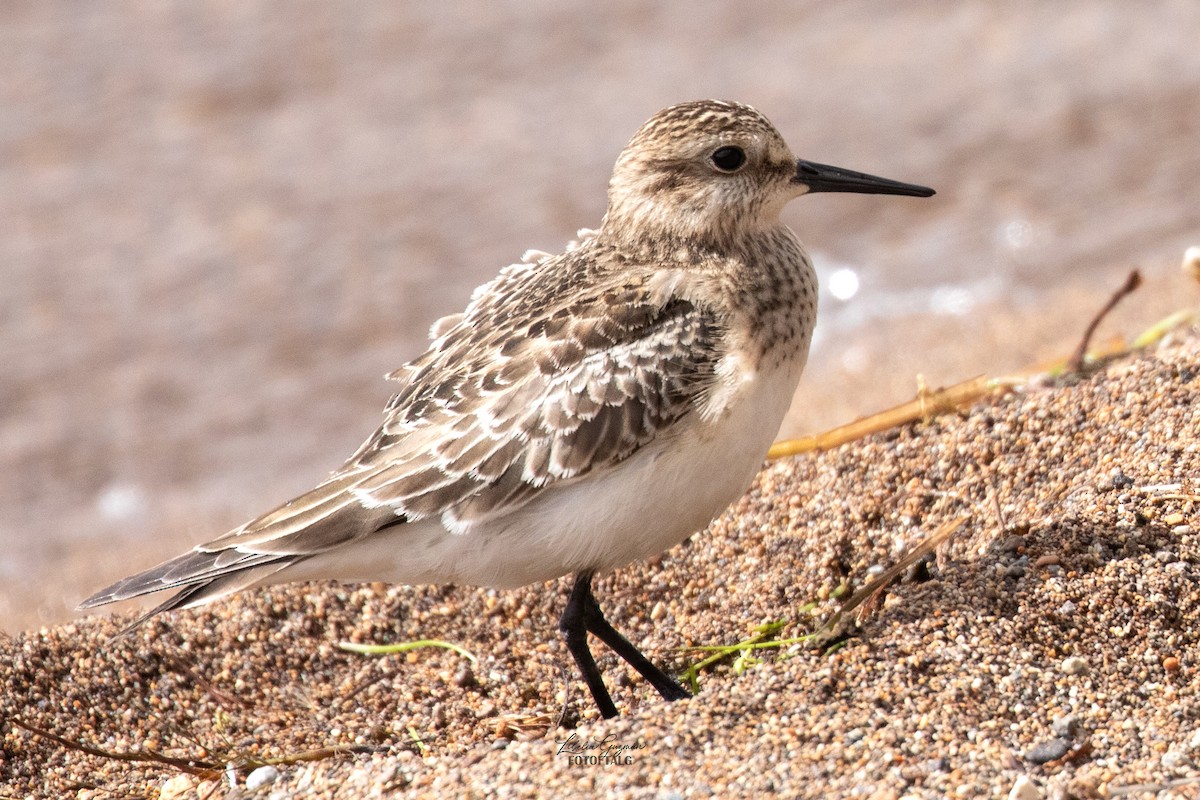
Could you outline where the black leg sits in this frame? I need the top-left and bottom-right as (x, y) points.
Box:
(580, 586), (692, 702)
(560, 571), (619, 719)
(559, 572), (691, 718)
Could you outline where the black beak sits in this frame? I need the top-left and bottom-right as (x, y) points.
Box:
(794, 159), (935, 197)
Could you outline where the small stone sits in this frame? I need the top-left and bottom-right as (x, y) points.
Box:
(1173, 524), (1194, 535)
(650, 601), (667, 621)
(1108, 468), (1134, 490)
(1025, 738), (1071, 764)
(1007, 774), (1043, 800)
(921, 756), (951, 774)
(245, 765), (280, 790)
(1061, 656), (1089, 675)
(1058, 600), (1077, 614)
(1051, 714), (1080, 738)
(1162, 750), (1190, 770)
(1163, 512), (1186, 525)
(454, 666), (478, 688)
(1164, 656), (1182, 673)
(159, 775), (196, 800)
(1000, 534), (1026, 553)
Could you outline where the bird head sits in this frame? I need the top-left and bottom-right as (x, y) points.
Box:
(603, 100), (933, 247)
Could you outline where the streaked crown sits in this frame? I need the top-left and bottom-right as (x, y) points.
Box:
(603, 100), (803, 244)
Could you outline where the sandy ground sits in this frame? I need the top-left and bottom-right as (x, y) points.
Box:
(4, 1), (1200, 631)
(4, 320), (1200, 798)
(4, 3), (1200, 796)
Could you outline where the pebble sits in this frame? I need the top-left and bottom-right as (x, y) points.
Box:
(245, 765), (280, 790)
(1061, 656), (1089, 675)
(454, 666), (477, 688)
(999, 534), (1026, 553)
(1007, 774), (1042, 800)
(1050, 714), (1079, 738)
(1025, 738), (1071, 764)
(159, 775), (195, 800)
(921, 756), (951, 774)
(1106, 468), (1135, 490)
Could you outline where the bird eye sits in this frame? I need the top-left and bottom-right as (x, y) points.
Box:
(709, 146), (746, 173)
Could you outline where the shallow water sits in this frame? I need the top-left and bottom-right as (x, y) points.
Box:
(2, 1), (1199, 630)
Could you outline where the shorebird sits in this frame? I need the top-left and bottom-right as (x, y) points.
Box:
(80, 100), (934, 718)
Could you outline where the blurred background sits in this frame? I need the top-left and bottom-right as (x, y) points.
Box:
(3, 1), (1198, 630)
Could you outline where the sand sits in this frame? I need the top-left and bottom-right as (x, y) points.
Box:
(4, 319), (1200, 798)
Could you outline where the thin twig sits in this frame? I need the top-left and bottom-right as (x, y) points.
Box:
(1109, 776), (1200, 796)
(7, 717), (220, 778)
(242, 743), (386, 769)
(8, 716), (385, 785)
(987, 471), (1009, 533)
(1067, 269), (1142, 373)
(813, 517), (967, 646)
(768, 376), (1006, 459)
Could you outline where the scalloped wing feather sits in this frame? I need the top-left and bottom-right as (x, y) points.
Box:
(194, 249), (721, 558)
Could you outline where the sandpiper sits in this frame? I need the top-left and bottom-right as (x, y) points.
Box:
(80, 100), (934, 718)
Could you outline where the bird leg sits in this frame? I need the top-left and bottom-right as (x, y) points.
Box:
(559, 571), (691, 718)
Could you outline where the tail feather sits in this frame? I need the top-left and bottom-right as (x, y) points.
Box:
(77, 468), (400, 626)
(77, 548), (295, 609)
(74, 415), (456, 631)
(106, 558), (301, 635)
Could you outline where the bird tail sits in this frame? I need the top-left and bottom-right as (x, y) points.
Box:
(77, 548), (304, 635)
(77, 462), (407, 632)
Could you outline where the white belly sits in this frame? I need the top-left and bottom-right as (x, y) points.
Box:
(479, 354), (807, 585)
(291, 350), (807, 591)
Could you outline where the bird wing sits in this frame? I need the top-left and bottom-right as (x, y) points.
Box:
(224, 253), (725, 548)
(79, 250), (725, 612)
